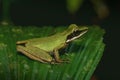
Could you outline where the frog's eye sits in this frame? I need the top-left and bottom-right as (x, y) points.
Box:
(66, 30), (80, 42)
(73, 30), (82, 36)
(66, 29), (88, 43)
(67, 30), (81, 40)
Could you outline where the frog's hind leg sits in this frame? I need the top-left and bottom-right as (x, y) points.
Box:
(16, 40), (28, 45)
(17, 45), (53, 63)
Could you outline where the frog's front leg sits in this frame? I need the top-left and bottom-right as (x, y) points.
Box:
(53, 43), (69, 63)
(17, 45), (53, 63)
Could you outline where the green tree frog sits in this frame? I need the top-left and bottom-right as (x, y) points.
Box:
(16, 24), (88, 63)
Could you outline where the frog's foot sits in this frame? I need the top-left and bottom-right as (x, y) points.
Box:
(55, 59), (69, 63)
(50, 58), (69, 64)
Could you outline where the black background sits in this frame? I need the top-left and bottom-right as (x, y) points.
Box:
(0, 0), (120, 80)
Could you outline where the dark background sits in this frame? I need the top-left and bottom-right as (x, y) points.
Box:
(1, 0), (120, 80)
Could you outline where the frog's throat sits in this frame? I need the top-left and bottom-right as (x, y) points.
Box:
(66, 30), (87, 43)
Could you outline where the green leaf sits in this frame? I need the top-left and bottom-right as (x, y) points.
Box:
(0, 25), (105, 80)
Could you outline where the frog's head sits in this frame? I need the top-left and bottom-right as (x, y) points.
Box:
(65, 24), (88, 43)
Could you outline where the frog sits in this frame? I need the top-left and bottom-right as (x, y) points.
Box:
(16, 24), (88, 63)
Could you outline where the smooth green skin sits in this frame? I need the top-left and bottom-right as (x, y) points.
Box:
(16, 24), (88, 63)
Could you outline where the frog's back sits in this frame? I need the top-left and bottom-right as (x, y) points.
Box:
(28, 35), (66, 52)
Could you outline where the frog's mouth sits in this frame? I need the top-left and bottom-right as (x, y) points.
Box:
(66, 29), (88, 43)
